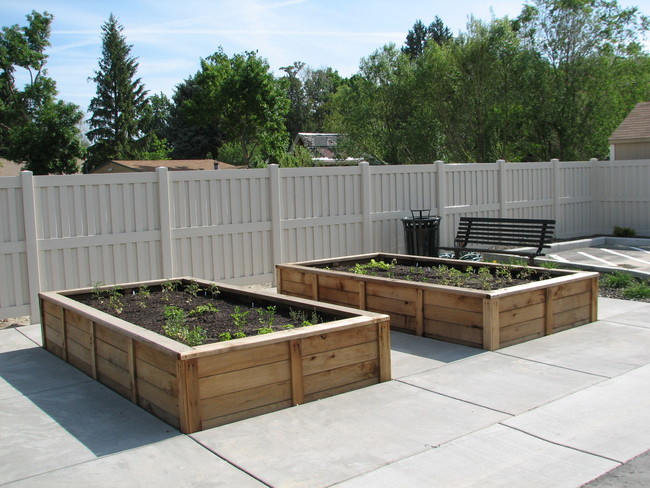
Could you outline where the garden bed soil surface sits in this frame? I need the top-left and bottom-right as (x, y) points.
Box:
(75, 284), (333, 344)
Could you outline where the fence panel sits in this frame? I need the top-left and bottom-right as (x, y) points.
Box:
(0, 176), (29, 319)
(3, 159), (650, 321)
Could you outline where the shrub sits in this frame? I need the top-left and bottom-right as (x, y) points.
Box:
(613, 226), (636, 237)
(601, 271), (636, 289)
(622, 282), (650, 300)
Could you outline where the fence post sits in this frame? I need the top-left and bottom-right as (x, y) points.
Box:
(269, 164), (283, 281)
(21, 171), (41, 323)
(551, 159), (560, 226)
(590, 158), (598, 235)
(360, 162), (372, 252)
(157, 167), (173, 278)
(435, 161), (446, 246)
(497, 160), (507, 218)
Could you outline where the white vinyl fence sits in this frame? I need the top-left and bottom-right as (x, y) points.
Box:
(2, 159), (649, 321)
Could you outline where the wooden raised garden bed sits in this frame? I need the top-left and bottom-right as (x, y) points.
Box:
(39, 278), (391, 433)
(276, 253), (599, 351)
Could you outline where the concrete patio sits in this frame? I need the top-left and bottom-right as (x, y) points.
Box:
(1, 296), (650, 487)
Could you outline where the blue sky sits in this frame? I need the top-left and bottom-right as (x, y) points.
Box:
(2, 0), (648, 112)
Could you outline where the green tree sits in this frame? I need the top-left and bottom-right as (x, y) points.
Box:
(85, 14), (148, 172)
(517, 0), (649, 160)
(303, 66), (344, 132)
(280, 61), (308, 140)
(403, 17), (453, 59)
(167, 76), (223, 159)
(186, 49), (289, 167)
(0, 11), (84, 174)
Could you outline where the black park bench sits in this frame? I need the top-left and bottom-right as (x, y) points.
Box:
(439, 217), (556, 265)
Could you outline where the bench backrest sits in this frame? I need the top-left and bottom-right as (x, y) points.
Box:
(455, 217), (556, 255)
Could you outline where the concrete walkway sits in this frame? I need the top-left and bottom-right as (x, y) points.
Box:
(2, 297), (650, 487)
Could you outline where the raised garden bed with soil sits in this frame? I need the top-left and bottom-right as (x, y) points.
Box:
(277, 253), (599, 351)
(39, 278), (391, 433)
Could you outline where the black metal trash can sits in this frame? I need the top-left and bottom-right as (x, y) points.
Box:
(401, 209), (441, 257)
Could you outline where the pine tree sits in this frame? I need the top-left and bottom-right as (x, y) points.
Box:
(85, 14), (148, 172)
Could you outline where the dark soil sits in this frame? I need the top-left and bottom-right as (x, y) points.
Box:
(330, 261), (552, 290)
(75, 283), (335, 345)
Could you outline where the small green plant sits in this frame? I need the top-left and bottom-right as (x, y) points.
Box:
(613, 226), (636, 238)
(622, 282), (650, 300)
(282, 324), (295, 330)
(136, 285), (151, 309)
(207, 284), (220, 297)
(91, 281), (105, 301)
(184, 282), (201, 298)
(162, 305), (206, 346)
(601, 271), (636, 289)
(477, 266), (493, 290)
(352, 259), (395, 275)
(218, 331), (232, 341)
(288, 308), (322, 327)
(188, 303), (219, 316)
(161, 280), (180, 293)
(107, 286), (124, 314)
(230, 305), (249, 338)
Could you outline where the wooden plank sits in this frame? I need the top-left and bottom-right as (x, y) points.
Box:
(500, 318), (545, 344)
(89, 322), (97, 379)
(310, 274), (319, 300)
(318, 287), (359, 307)
(483, 298), (500, 351)
(127, 339), (138, 402)
(423, 304), (482, 327)
(317, 274), (361, 293)
(67, 348), (93, 377)
(300, 325), (377, 356)
(554, 292), (591, 314)
(278, 267), (311, 286)
(590, 277), (598, 322)
(44, 323), (63, 348)
(43, 311), (63, 332)
(423, 290), (483, 313)
(290, 340), (304, 405)
(366, 281), (418, 303)
(554, 305), (592, 330)
(65, 321), (92, 349)
(96, 355), (131, 390)
(366, 295), (415, 317)
(177, 358), (200, 434)
(138, 379), (179, 417)
(424, 320), (482, 347)
(42, 299), (63, 319)
(135, 341), (177, 375)
(499, 303), (545, 328)
(61, 309), (69, 361)
(97, 369), (132, 400)
(279, 280), (313, 299)
(199, 360), (291, 400)
(197, 342), (288, 377)
(415, 289), (423, 336)
(302, 341), (378, 376)
(304, 378), (378, 403)
(545, 288), (554, 336)
(66, 338), (91, 366)
(95, 324), (129, 351)
(303, 359), (378, 395)
(358, 281), (366, 309)
(138, 397), (180, 430)
(201, 400), (292, 430)
(65, 310), (92, 333)
(551, 279), (591, 300)
(498, 289), (545, 313)
(378, 322), (391, 382)
(137, 358), (178, 396)
(200, 380), (292, 420)
(95, 338), (129, 371)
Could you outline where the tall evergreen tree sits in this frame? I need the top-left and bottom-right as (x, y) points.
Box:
(85, 14), (148, 172)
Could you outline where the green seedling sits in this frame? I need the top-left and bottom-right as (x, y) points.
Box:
(162, 305), (206, 346)
(188, 303), (219, 316)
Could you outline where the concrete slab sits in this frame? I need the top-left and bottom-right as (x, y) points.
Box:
(504, 364), (650, 463)
(334, 424), (618, 488)
(17, 324), (43, 346)
(0, 328), (38, 353)
(400, 352), (604, 415)
(598, 297), (649, 320)
(2, 436), (263, 488)
(604, 303), (650, 329)
(0, 344), (91, 401)
(390, 331), (484, 378)
(192, 381), (508, 488)
(0, 380), (177, 485)
(500, 321), (650, 377)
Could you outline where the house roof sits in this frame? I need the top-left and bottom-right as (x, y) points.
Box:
(293, 133), (343, 159)
(0, 159), (23, 177)
(106, 160), (219, 172)
(609, 102), (650, 143)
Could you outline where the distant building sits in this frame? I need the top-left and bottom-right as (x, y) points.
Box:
(91, 159), (242, 173)
(291, 133), (367, 166)
(609, 102), (650, 160)
(0, 159), (24, 177)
